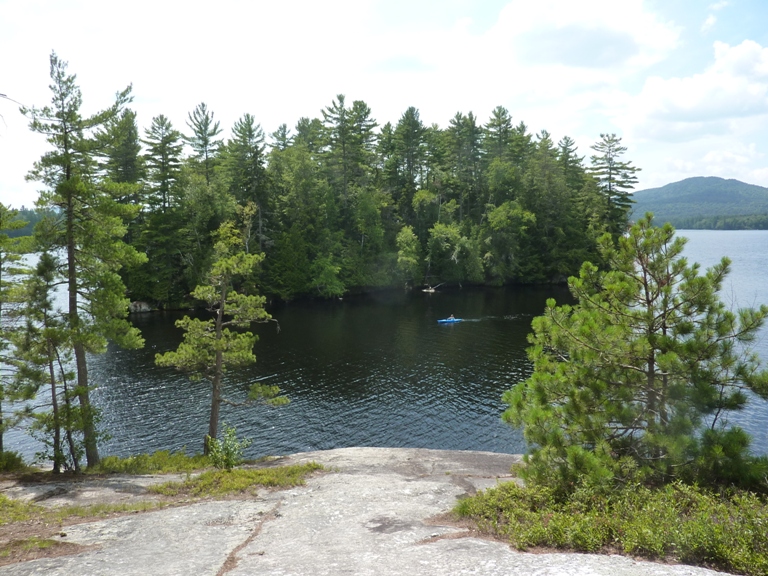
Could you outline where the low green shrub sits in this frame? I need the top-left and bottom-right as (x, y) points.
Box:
(207, 424), (252, 470)
(90, 450), (209, 474)
(455, 481), (768, 576)
(0, 451), (26, 473)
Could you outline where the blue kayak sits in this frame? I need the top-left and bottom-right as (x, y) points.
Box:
(437, 318), (463, 323)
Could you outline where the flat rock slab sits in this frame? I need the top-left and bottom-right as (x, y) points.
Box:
(1, 447), (732, 576)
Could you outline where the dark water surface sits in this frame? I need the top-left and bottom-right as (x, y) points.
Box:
(6, 229), (768, 461)
(91, 285), (571, 459)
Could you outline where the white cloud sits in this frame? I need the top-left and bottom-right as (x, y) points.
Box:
(701, 14), (717, 32)
(489, 0), (679, 72)
(709, 1), (729, 10)
(702, 143), (762, 169)
(627, 40), (768, 142)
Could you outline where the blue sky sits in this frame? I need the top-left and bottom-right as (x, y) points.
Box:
(1, 0), (767, 208)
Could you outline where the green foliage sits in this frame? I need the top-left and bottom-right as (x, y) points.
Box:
(22, 52), (145, 467)
(395, 225), (422, 284)
(1, 204), (32, 454)
(11, 251), (86, 472)
(0, 494), (37, 525)
(0, 493), (163, 531)
(90, 450), (210, 474)
(505, 214), (768, 493)
(588, 133), (640, 236)
(184, 102), (223, 184)
(149, 462), (323, 497)
(1, 537), (61, 559)
(142, 114), (184, 211)
(22, 53), (631, 305)
(207, 424), (252, 470)
(156, 219), (286, 451)
(0, 451), (26, 472)
(456, 481), (768, 576)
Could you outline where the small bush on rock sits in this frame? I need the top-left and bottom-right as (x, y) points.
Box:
(207, 424), (252, 470)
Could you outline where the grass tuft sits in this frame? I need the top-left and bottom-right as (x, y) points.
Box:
(455, 481), (768, 576)
(0, 495), (39, 526)
(1, 537), (60, 557)
(89, 450), (210, 475)
(149, 462), (323, 498)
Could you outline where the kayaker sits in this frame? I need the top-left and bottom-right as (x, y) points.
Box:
(449, 314), (455, 319)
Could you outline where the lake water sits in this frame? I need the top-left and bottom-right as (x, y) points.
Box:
(5, 229), (768, 461)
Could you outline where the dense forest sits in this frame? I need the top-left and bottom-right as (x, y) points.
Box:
(7, 83), (639, 309)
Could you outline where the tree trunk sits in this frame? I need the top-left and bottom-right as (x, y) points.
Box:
(48, 341), (62, 474)
(258, 203), (263, 253)
(0, 397), (4, 454)
(67, 191), (99, 468)
(61, 375), (81, 472)
(206, 290), (226, 454)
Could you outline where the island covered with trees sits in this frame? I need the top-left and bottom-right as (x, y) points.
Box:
(6, 56), (640, 306)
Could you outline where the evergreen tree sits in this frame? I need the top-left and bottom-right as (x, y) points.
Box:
(12, 253), (82, 472)
(100, 109), (144, 186)
(185, 102), (223, 185)
(588, 133), (640, 236)
(321, 95), (378, 250)
(270, 124), (291, 151)
(0, 205), (29, 454)
(446, 112), (483, 222)
(143, 114), (183, 210)
(224, 114), (269, 250)
(347, 99), (378, 188)
(22, 52), (146, 467)
(504, 215), (768, 492)
(557, 135), (586, 193)
(322, 94), (353, 204)
(294, 117), (323, 154)
(483, 106), (514, 163)
(391, 107), (427, 219)
(155, 220), (286, 452)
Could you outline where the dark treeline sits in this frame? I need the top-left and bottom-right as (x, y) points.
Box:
(4, 207), (52, 238)
(673, 214), (768, 230)
(65, 96), (638, 307)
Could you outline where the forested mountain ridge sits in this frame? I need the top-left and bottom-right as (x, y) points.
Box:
(3, 59), (643, 308)
(631, 176), (768, 229)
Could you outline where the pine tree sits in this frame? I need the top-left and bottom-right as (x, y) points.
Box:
(504, 215), (768, 491)
(12, 253), (81, 472)
(588, 133), (640, 236)
(143, 114), (183, 210)
(155, 220), (287, 452)
(185, 102), (223, 185)
(22, 52), (146, 467)
(483, 106), (514, 163)
(100, 109), (144, 186)
(0, 205), (30, 455)
(224, 114), (269, 250)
